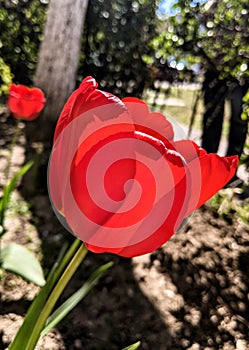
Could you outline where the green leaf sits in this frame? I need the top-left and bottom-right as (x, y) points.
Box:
(9, 239), (83, 350)
(40, 261), (113, 338)
(122, 341), (141, 350)
(0, 161), (33, 235)
(1, 243), (45, 286)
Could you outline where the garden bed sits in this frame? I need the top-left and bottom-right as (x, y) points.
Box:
(0, 109), (249, 350)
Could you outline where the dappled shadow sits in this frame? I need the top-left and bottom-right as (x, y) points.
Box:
(1, 111), (249, 350)
(58, 253), (173, 350)
(148, 209), (249, 349)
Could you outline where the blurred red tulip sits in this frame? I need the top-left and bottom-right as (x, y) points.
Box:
(7, 83), (46, 121)
(48, 76), (238, 258)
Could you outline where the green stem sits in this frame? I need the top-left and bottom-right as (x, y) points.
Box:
(9, 239), (87, 350)
(5, 119), (22, 182)
(25, 242), (88, 350)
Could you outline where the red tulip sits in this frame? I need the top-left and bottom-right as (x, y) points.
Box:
(48, 76), (238, 258)
(7, 83), (46, 121)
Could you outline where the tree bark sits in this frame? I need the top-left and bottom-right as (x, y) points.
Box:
(34, 0), (89, 125)
(22, 0), (89, 194)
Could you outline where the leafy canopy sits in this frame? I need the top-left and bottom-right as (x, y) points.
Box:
(151, 0), (249, 83)
(0, 0), (47, 86)
(0, 0), (159, 97)
(81, 0), (160, 97)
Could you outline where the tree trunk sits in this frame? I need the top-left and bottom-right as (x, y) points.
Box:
(34, 0), (89, 125)
(23, 0), (89, 194)
(34, 0), (88, 121)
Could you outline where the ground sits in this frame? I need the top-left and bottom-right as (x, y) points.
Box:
(0, 107), (249, 350)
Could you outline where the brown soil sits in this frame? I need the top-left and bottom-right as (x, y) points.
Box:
(0, 109), (249, 350)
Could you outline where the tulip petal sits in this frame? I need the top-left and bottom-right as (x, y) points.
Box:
(49, 77), (240, 259)
(54, 76), (125, 142)
(86, 173), (187, 257)
(7, 83), (45, 120)
(82, 132), (188, 257)
(174, 140), (206, 163)
(122, 97), (175, 147)
(185, 154), (238, 215)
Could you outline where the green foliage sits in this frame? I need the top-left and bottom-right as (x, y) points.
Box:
(0, 161), (33, 237)
(241, 90), (249, 121)
(240, 92), (249, 170)
(10, 241), (113, 350)
(40, 261), (113, 338)
(81, 0), (160, 97)
(208, 189), (249, 224)
(1, 0), (247, 93)
(240, 141), (249, 172)
(0, 160), (45, 286)
(9, 240), (83, 350)
(0, 0), (47, 85)
(1, 243), (45, 286)
(1, 0), (159, 96)
(152, 0), (249, 83)
(0, 57), (13, 96)
(122, 342), (141, 350)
